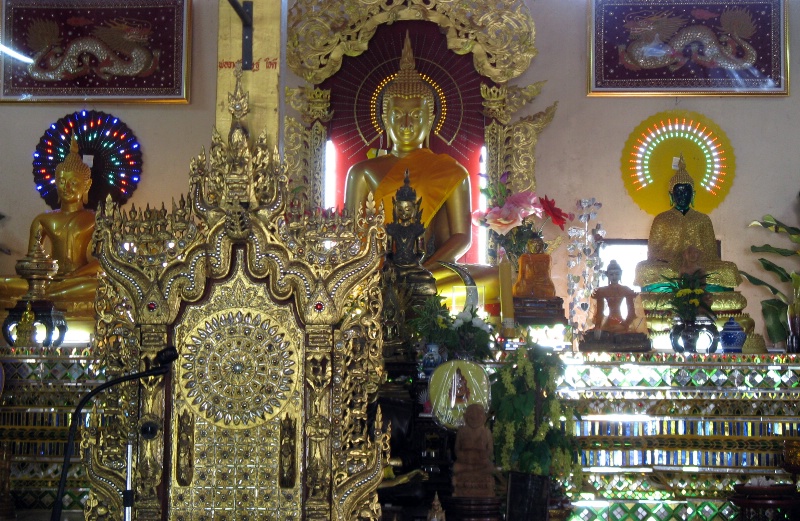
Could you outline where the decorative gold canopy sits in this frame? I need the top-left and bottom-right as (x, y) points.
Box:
(287, 0), (537, 85)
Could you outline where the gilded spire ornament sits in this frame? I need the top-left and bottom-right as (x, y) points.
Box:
(668, 153), (695, 192)
(382, 32), (434, 117)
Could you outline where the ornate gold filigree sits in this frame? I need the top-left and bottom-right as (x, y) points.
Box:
(287, 87), (333, 126)
(287, 0), (537, 85)
(176, 410), (193, 487)
(82, 275), (138, 521)
(284, 86), (330, 211)
(482, 82), (547, 125)
(177, 277), (302, 428)
(87, 70), (389, 520)
(484, 100), (558, 197)
(280, 415), (297, 488)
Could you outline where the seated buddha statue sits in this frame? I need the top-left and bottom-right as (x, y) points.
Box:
(511, 238), (556, 299)
(344, 33), (499, 305)
(592, 260), (637, 334)
(452, 403), (494, 498)
(634, 155), (741, 291)
(0, 136), (100, 305)
(384, 172), (437, 303)
(582, 260), (649, 351)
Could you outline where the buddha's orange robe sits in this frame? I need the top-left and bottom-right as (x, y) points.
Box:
(373, 149), (468, 226)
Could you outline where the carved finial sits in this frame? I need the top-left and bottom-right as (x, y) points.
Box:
(395, 170), (417, 203)
(383, 32), (434, 108)
(399, 31), (416, 72)
(228, 61), (250, 122)
(427, 492), (446, 521)
(669, 153), (695, 193)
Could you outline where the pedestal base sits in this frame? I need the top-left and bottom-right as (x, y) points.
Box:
(580, 331), (651, 353)
(513, 297), (567, 326)
(440, 496), (502, 521)
(729, 485), (800, 521)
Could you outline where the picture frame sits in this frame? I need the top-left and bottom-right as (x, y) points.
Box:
(1, 0), (190, 103)
(429, 360), (490, 430)
(588, 0), (788, 96)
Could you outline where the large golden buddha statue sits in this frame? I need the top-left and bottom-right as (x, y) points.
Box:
(344, 32), (472, 270)
(634, 155), (741, 291)
(344, 33), (504, 308)
(0, 137), (100, 305)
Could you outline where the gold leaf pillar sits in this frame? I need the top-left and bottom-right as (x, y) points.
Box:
(216, 1), (282, 139)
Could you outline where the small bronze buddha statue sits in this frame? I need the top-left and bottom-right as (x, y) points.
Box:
(384, 172), (437, 304)
(581, 260), (649, 352)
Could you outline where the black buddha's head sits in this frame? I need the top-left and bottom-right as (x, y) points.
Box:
(668, 154), (695, 214)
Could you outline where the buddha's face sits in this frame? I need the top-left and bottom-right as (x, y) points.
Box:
(607, 269), (621, 284)
(395, 200), (416, 222)
(384, 96), (432, 151)
(56, 169), (91, 206)
(671, 183), (694, 212)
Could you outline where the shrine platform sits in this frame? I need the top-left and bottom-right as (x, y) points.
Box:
(559, 352), (800, 520)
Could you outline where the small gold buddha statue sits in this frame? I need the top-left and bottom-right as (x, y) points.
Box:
(0, 136), (101, 305)
(512, 238), (556, 298)
(427, 492), (446, 521)
(634, 154), (741, 290)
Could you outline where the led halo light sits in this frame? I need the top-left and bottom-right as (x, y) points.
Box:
(621, 111), (735, 216)
(32, 110), (143, 210)
(370, 71), (447, 138)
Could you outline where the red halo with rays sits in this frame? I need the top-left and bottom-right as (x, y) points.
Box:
(321, 21), (489, 263)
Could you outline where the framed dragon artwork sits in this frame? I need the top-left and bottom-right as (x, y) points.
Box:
(0, 0), (189, 102)
(588, 0), (788, 96)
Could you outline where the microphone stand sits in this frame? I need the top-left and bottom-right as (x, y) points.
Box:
(50, 346), (178, 521)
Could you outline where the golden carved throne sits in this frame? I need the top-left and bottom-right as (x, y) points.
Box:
(82, 70), (389, 521)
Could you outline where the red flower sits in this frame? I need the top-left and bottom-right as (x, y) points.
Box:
(540, 196), (574, 230)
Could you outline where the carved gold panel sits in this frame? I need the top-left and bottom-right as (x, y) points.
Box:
(170, 258), (305, 518)
(176, 274), (303, 429)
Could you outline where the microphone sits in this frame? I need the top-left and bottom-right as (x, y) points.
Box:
(50, 346), (178, 521)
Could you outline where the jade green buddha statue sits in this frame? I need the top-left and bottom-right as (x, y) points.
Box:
(634, 155), (741, 291)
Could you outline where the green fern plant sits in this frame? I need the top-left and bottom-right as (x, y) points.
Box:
(741, 215), (800, 343)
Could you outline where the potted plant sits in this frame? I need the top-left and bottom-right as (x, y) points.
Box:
(490, 339), (582, 519)
(741, 213), (800, 351)
(662, 268), (719, 353)
(407, 295), (494, 366)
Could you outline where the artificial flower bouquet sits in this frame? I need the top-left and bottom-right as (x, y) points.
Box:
(472, 171), (574, 265)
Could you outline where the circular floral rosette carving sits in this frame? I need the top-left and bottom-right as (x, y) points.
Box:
(179, 310), (298, 428)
